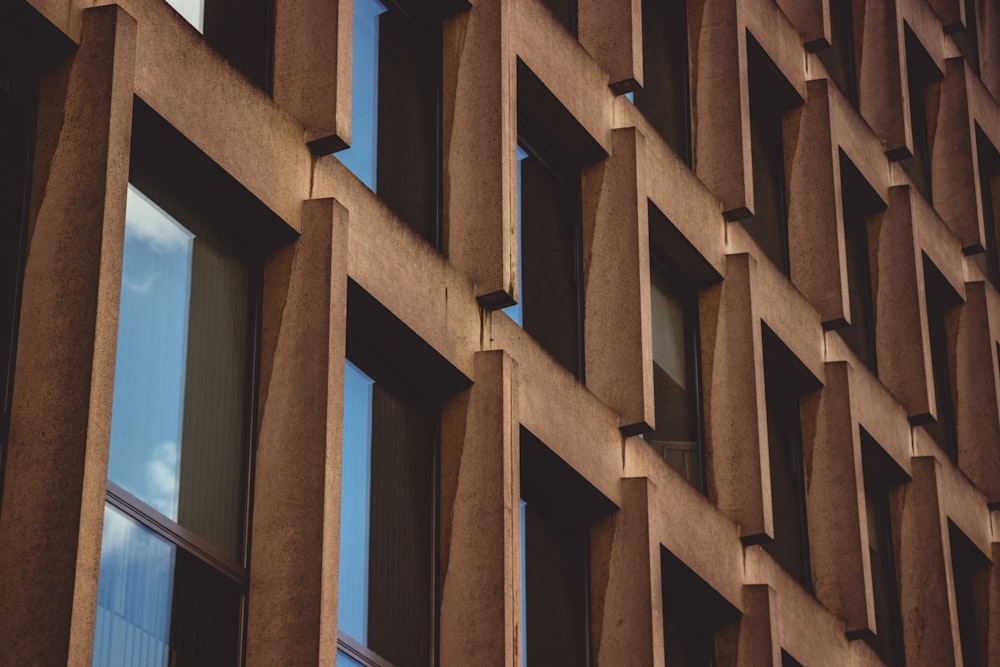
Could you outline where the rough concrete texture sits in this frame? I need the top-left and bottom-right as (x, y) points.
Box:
(0, 7), (135, 665)
(246, 199), (347, 666)
(4, 0), (1000, 665)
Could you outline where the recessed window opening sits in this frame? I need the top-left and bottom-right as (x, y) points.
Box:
(972, 128), (1000, 284)
(922, 257), (961, 461)
(948, 522), (990, 667)
(541, 0), (578, 37)
(634, 0), (692, 164)
(338, 0), (443, 249)
(745, 35), (803, 276)
(0, 60), (35, 510)
(900, 27), (942, 203)
(838, 155), (885, 372)
(817, 0), (859, 106)
(761, 326), (819, 592)
(519, 428), (615, 667)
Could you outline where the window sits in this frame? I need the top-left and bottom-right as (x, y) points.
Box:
(949, 523), (989, 667)
(860, 432), (905, 666)
(761, 327), (816, 591)
(661, 548), (739, 667)
(510, 123), (585, 380)
(337, 0), (442, 248)
(520, 428), (614, 666)
(338, 358), (436, 667)
(955, 0), (980, 74)
(839, 156), (883, 371)
(634, 0), (691, 164)
(901, 27), (942, 203)
(781, 650), (804, 667)
(93, 181), (258, 666)
(745, 36), (802, 276)
(165, 0), (273, 90)
(645, 253), (705, 491)
(0, 60), (34, 507)
(922, 258), (961, 460)
(817, 0), (859, 106)
(971, 127), (1000, 284)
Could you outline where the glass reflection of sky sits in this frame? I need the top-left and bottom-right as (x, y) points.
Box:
(339, 360), (375, 644)
(336, 0), (387, 188)
(93, 505), (175, 667)
(167, 0), (204, 32)
(502, 146), (529, 326)
(107, 185), (194, 521)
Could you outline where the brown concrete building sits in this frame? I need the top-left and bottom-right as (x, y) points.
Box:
(1, 0), (999, 665)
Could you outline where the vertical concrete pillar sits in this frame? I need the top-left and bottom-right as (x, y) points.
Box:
(246, 199), (349, 666)
(934, 58), (981, 250)
(583, 127), (653, 434)
(688, 0), (753, 220)
(857, 0), (908, 158)
(725, 585), (780, 667)
(592, 477), (660, 667)
(872, 186), (935, 420)
(578, 0), (642, 93)
(701, 253), (771, 540)
(439, 350), (520, 666)
(273, 0), (352, 152)
(0, 6), (136, 666)
(442, 0), (517, 308)
(898, 457), (961, 667)
(955, 281), (1000, 505)
(800, 362), (872, 634)
(786, 79), (850, 327)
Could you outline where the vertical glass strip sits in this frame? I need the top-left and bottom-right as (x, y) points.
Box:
(503, 146), (529, 326)
(339, 360), (375, 643)
(337, 0), (388, 188)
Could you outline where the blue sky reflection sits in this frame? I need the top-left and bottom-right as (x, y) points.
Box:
(107, 185), (194, 521)
(336, 0), (387, 188)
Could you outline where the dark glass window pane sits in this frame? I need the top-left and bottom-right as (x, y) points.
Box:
(862, 463), (905, 666)
(745, 39), (798, 275)
(0, 63), (32, 486)
(817, 0), (858, 106)
(203, 0), (272, 90)
(519, 139), (584, 379)
(922, 259), (959, 460)
(646, 261), (703, 490)
(339, 358), (435, 667)
(839, 158), (880, 371)
(522, 499), (588, 667)
(950, 524), (989, 667)
(635, 0), (691, 164)
(901, 28), (939, 202)
(108, 184), (251, 560)
(93, 506), (243, 667)
(972, 128), (1000, 284)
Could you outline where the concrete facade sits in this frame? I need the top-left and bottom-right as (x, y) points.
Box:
(0, 0), (998, 665)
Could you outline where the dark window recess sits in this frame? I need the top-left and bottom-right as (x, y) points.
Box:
(339, 0), (443, 248)
(949, 523), (990, 667)
(518, 125), (585, 381)
(745, 35), (802, 276)
(0, 61), (34, 508)
(761, 326), (818, 591)
(972, 128), (1000, 284)
(817, 0), (859, 106)
(839, 155), (884, 372)
(541, 0), (578, 36)
(860, 432), (906, 667)
(661, 548), (739, 667)
(900, 27), (942, 203)
(781, 651), (805, 667)
(954, 0), (980, 74)
(922, 258), (961, 461)
(645, 253), (705, 492)
(634, 0), (691, 165)
(202, 0), (273, 90)
(520, 428), (615, 667)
